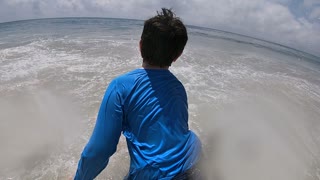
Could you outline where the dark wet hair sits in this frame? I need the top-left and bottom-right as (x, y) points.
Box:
(140, 8), (188, 67)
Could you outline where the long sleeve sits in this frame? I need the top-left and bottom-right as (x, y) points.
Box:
(74, 80), (123, 180)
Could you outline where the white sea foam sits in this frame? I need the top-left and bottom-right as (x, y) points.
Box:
(0, 89), (84, 179)
(0, 18), (320, 180)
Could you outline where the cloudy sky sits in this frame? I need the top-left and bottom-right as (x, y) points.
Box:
(0, 0), (319, 56)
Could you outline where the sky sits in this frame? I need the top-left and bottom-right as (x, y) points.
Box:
(0, 0), (319, 57)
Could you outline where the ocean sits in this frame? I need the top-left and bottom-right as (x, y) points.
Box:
(0, 18), (320, 180)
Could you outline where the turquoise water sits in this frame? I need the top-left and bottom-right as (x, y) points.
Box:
(0, 18), (320, 180)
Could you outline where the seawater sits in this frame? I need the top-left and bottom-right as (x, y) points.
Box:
(0, 18), (320, 180)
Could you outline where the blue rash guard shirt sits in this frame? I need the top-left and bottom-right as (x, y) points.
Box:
(75, 68), (202, 180)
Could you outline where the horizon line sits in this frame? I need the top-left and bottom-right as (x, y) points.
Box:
(0, 16), (319, 59)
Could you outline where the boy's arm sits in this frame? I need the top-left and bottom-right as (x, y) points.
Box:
(74, 80), (123, 180)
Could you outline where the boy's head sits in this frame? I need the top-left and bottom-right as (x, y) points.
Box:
(140, 8), (188, 67)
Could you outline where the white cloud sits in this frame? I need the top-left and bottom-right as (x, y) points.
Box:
(309, 7), (320, 19)
(0, 0), (319, 56)
(303, 0), (320, 8)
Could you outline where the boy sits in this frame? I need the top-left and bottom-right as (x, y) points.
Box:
(74, 8), (202, 180)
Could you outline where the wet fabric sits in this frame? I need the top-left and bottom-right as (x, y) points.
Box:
(75, 68), (202, 180)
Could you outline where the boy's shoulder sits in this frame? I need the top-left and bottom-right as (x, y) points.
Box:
(114, 69), (143, 81)
(113, 68), (180, 85)
(110, 69), (144, 87)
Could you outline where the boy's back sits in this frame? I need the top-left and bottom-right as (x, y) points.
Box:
(118, 68), (202, 179)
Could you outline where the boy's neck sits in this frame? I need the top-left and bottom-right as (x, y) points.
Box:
(142, 62), (169, 70)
